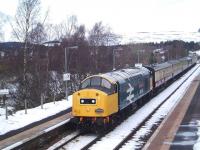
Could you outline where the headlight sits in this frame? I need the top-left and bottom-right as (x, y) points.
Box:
(80, 99), (96, 104)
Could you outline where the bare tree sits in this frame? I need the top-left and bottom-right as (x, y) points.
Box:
(72, 25), (86, 43)
(13, 0), (40, 41)
(12, 0), (41, 112)
(88, 21), (120, 72)
(53, 22), (66, 40)
(88, 21), (120, 46)
(53, 15), (78, 41)
(45, 23), (56, 41)
(65, 15), (78, 38)
(12, 0), (41, 75)
(29, 22), (47, 44)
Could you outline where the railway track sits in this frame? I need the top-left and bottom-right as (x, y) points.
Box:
(48, 129), (110, 150)
(46, 65), (200, 150)
(112, 65), (200, 150)
(47, 131), (82, 150)
(48, 131), (99, 150)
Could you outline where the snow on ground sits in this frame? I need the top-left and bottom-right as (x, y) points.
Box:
(0, 96), (72, 136)
(89, 65), (200, 150)
(0, 108), (5, 115)
(123, 31), (200, 43)
(194, 50), (200, 56)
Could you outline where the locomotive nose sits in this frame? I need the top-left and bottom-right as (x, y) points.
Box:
(72, 89), (118, 117)
(72, 89), (102, 117)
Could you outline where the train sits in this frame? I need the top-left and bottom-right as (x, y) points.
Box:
(72, 55), (197, 131)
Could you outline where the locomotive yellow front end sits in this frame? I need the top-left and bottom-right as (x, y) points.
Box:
(72, 75), (118, 128)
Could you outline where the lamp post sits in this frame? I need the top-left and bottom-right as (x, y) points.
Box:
(64, 46), (78, 101)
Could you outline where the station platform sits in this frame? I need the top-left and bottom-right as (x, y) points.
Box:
(143, 74), (200, 150)
(0, 112), (71, 149)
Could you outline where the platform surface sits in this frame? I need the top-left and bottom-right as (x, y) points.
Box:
(0, 113), (71, 149)
(143, 74), (200, 150)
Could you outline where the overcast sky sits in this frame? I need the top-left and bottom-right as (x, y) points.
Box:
(0, 0), (200, 41)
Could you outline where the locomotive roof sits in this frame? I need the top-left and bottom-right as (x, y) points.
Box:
(100, 67), (150, 84)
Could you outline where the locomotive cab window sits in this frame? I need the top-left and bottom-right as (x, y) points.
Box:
(81, 76), (116, 94)
(101, 78), (111, 89)
(91, 77), (101, 86)
(81, 78), (91, 89)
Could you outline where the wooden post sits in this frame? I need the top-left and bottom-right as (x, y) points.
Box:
(5, 103), (8, 120)
(41, 94), (43, 109)
(53, 94), (55, 104)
